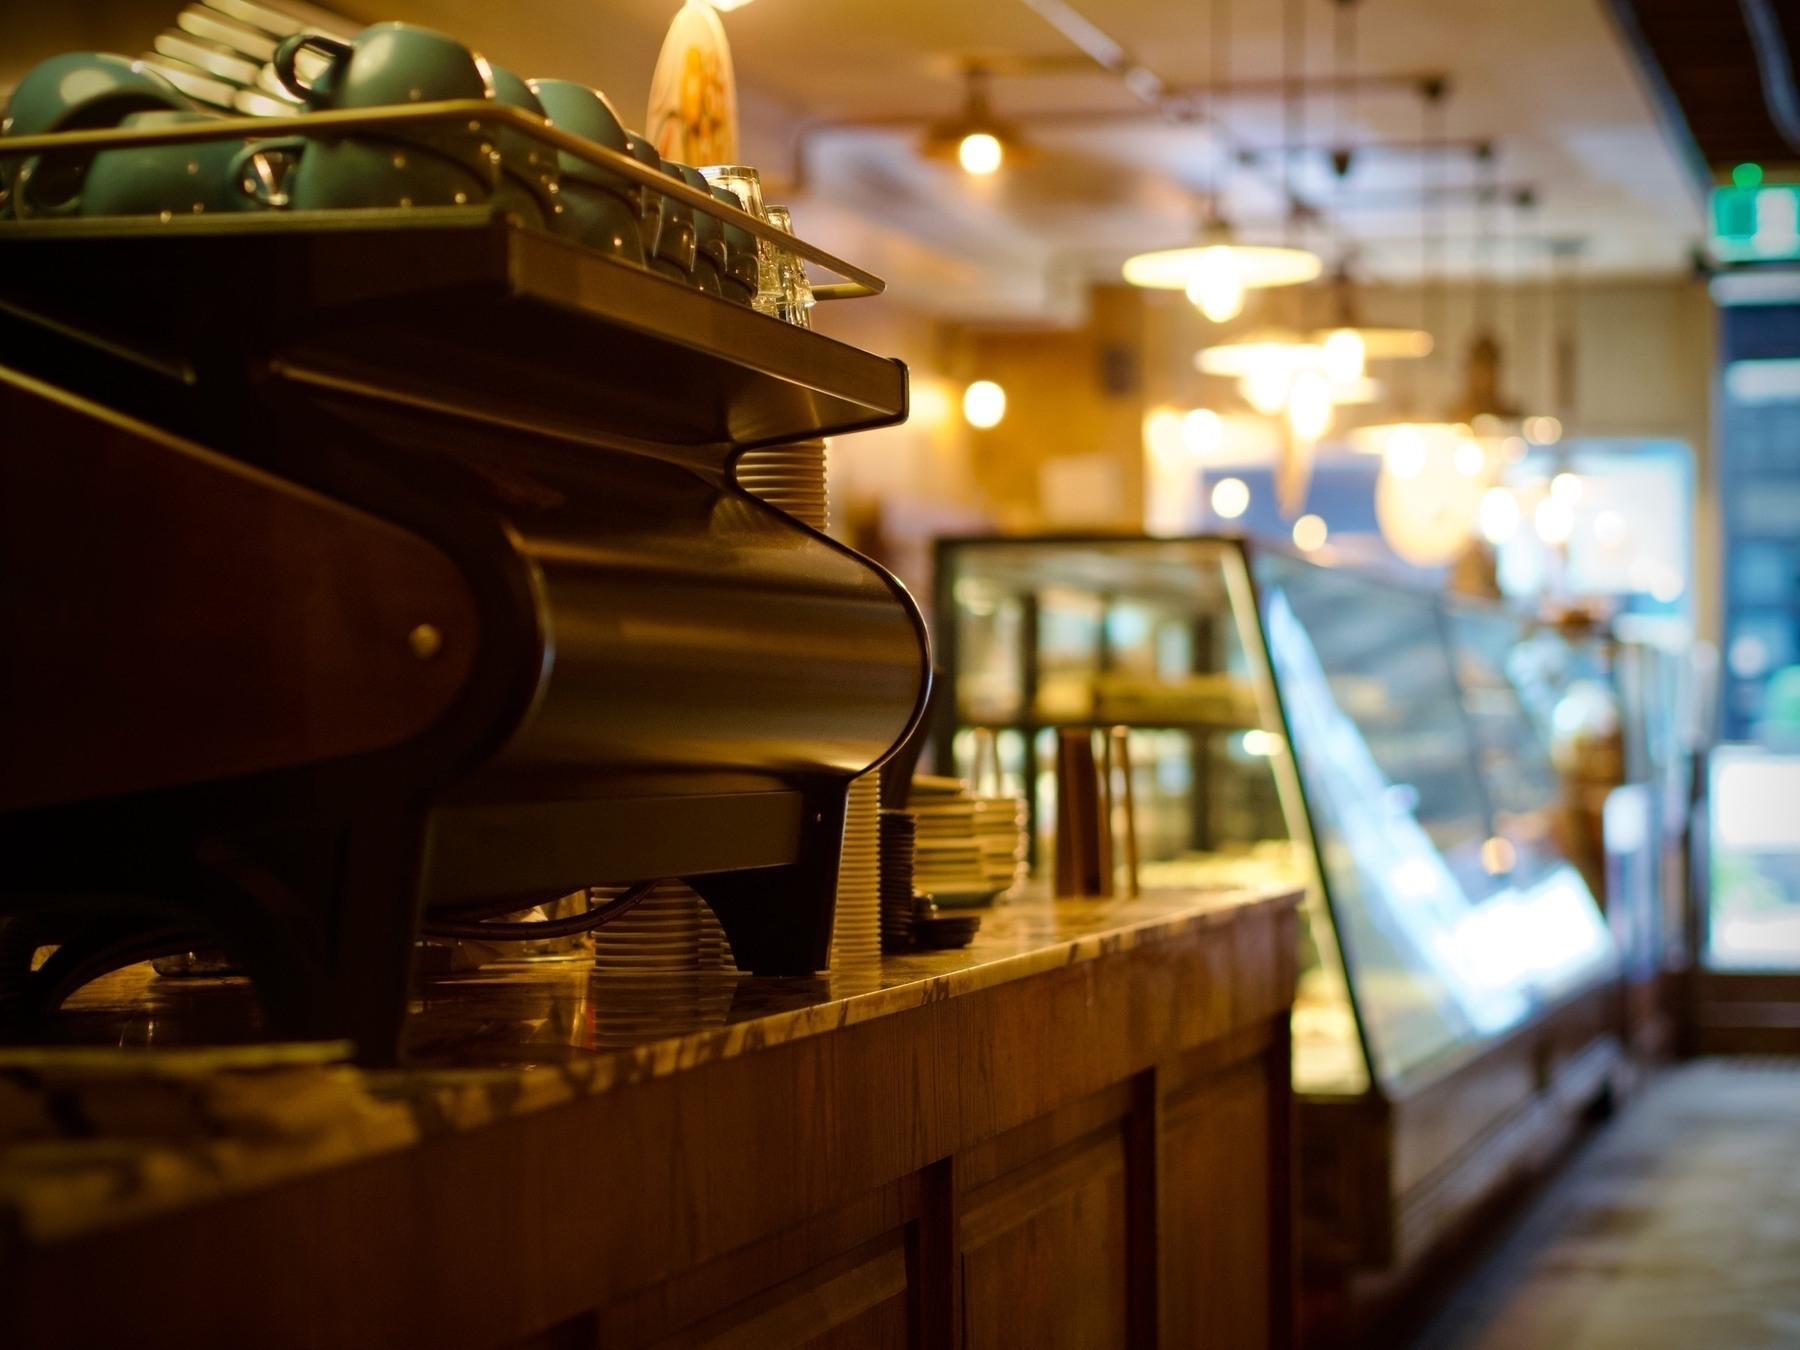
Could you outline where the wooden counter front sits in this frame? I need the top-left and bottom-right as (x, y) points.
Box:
(0, 884), (1301, 1349)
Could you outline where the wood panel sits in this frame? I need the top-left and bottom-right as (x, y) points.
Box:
(1692, 971), (1800, 1055)
(1161, 1057), (1273, 1349)
(960, 1125), (1131, 1350)
(0, 362), (478, 814)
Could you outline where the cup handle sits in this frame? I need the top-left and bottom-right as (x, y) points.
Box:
(11, 157), (83, 221)
(272, 32), (352, 104)
(228, 136), (306, 209)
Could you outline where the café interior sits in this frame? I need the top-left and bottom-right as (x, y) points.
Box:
(0, 0), (1797, 1346)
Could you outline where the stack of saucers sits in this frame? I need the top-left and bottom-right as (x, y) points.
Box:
(734, 441), (828, 528)
(593, 881), (705, 975)
(910, 775), (995, 908)
(831, 774), (882, 967)
(879, 807), (918, 953)
(699, 901), (736, 973)
(973, 795), (1029, 897)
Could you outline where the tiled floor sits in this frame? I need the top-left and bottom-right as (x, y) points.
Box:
(1409, 1059), (1800, 1350)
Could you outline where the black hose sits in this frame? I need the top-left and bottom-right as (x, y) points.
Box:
(419, 880), (661, 941)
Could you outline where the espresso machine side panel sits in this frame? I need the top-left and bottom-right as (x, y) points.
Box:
(506, 501), (927, 783)
(0, 365), (480, 816)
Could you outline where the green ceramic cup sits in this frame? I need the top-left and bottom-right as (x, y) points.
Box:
(652, 159), (698, 282)
(272, 24), (497, 184)
(712, 185), (759, 305)
(555, 179), (646, 264)
(272, 24), (490, 111)
(528, 79), (635, 196)
(626, 134), (670, 268)
(73, 111), (264, 218)
(679, 165), (724, 295)
(2, 52), (193, 217)
(487, 66), (557, 226)
(286, 135), (491, 211)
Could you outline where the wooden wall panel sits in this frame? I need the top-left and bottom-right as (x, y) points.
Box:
(960, 1127), (1131, 1350)
(1160, 1058), (1272, 1349)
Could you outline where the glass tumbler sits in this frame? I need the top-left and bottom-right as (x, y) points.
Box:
(763, 205), (815, 330)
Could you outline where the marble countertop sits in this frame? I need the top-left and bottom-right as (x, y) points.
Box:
(0, 881), (1300, 1253)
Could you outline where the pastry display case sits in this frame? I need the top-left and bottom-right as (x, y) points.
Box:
(935, 535), (1622, 1309)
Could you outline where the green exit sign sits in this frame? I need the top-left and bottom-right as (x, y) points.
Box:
(1713, 184), (1800, 262)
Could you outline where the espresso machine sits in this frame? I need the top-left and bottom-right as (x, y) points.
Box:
(0, 209), (928, 1062)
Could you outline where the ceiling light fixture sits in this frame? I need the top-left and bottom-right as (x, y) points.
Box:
(1126, 220), (1322, 323)
(1308, 265), (1433, 382)
(923, 67), (1029, 177)
(963, 379), (1007, 428)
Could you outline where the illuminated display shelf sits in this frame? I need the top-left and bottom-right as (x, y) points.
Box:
(935, 534), (1623, 1296)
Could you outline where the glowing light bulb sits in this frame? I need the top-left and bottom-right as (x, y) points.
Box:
(1145, 407), (1187, 466)
(1182, 408), (1223, 457)
(1524, 415), (1562, 445)
(1240, 362), (1292, 416)
(1454, 439), (1487, 477)
(1535, 495), (1575, 545)
(1479, 487), (1521, 543)
(1211, 476), (1251, 519)
(963, 379), (1006, 428)
(1385, 426), (1428, 480)
(1292, 513), (1328, 551)
(1550, 472), (1584, 506)
(1286, 368), (1334, 441)
(1322, 329), (1366, 383)
(958, 132), (1003, 175)
(1186, 246), (1245, 322)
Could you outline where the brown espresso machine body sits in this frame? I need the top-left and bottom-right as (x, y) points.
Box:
(0, 213), (928, 1063)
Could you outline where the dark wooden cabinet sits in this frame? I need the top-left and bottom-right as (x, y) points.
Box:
(0, 888), (1301, 1350)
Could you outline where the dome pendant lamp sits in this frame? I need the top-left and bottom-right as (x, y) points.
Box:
(1125, 216), (1323, 323)
(922, 66), (1031, 176)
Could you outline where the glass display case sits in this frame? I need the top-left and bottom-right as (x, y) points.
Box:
(936, 535), (1622, 1285)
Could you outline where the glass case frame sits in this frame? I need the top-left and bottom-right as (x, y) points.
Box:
(934, 534), (1620, 1103)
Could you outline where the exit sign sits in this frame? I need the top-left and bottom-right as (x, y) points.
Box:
(1713, 184), (1800, 262)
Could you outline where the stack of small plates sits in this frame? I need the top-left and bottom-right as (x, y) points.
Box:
(593, 881), (705, 975)
(973, 796), (1029, 895)
(699, 901), (736, 973)
(734, 442), (828, 528)
(910, 775), (996, 908)
(879, 807), (918, 953)
(831, 774), (882, 966)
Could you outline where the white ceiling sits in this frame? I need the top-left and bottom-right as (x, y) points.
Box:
(3, 0), (1707, 321)
(342, 0), (1705, 319)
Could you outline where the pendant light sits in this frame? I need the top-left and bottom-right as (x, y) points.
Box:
(1126, 226), (1323, 322)
(1308, 265), (1433, 382)
(1307, 4), (1431, 385)
(1360, 77), (1489, 563)
(1122, 0), (1320, 320)
(922, 66), (1031, 176)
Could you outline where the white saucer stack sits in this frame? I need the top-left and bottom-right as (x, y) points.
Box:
(593, 881), (706, 975)
(909, 775), (994, 907)
(734, 441), (828, 526)
(973, 795), (1029, 896)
